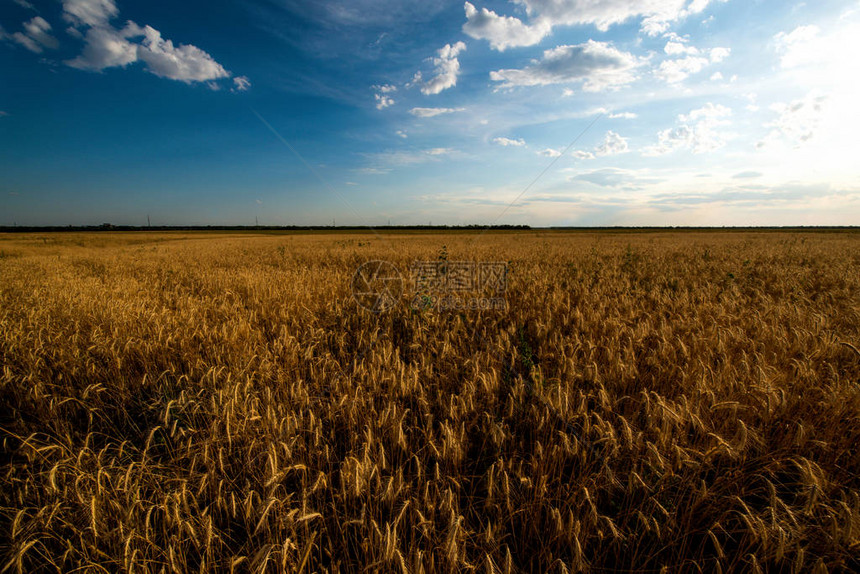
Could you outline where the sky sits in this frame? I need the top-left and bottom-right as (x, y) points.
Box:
(1, 0), (859, 226)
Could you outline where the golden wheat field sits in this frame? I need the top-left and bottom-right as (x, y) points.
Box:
(1, 230), (859, 573)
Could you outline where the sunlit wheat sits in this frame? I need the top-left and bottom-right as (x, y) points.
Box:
(0, 230), (858, 572)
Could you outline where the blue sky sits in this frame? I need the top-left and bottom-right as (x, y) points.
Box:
(1, 0), (858, 226)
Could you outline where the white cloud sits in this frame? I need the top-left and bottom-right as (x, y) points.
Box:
(742, 92), (758, 111)
(609, 111), (637, 119)
(655, 55), (711, 83)
(375, 94), (395, 109)
(644, 103), (732, 155)
(572, 130), (629, 159)
(594, 130), (629, 156)
(233, 76), (251, 91)
(710, 71), (723, 81)
(758, 92), (827, 148)
(396, 130), (408, 138)
(373, 84), (396, 109)
(762, 21), (860, 174)
(412, 42), (466, 95)
(135, 26), (228, 82)
(538, 148), (562, 157)
(62, 0), (233, 86)
(409, 107), (465, 117)
(709, 46), (730, 62)
(680, 102), (731, 122)
(664, 40), (698, 56)
(463, 0), (723, 52)
(66, 23), (139, 70)
(427, 147), (454, 155)
(68, 25), (229, 83)
(519, 0), (721, 36)
(490, 41), (640, 91)
(648, 126), (696, 154)
(775, 25), (821, 69)
(655, 40), (728, 83)
(492, 137), (526, 146)
(63, 0), (119, 28)
(463, 2), (550, 51)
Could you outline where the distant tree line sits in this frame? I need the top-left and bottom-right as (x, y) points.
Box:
(0, 224), (534, 232)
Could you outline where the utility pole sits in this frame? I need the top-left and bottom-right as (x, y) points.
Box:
(147, 214), (151, 228)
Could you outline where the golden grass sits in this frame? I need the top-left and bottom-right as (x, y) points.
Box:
(1, 230), (859, 573)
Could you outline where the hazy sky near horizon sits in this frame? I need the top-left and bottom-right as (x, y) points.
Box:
(1, 0), (859, 226)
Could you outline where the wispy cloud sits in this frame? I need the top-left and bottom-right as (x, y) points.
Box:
(360, 147), (459, 170)
(409, 107), (466, 117)
(233, 76), (251, 92)
(8, 17), (58, 53)
(492, 137), (526, 147)
(572, 168), (664, 190)
(538, 148), (562, 158)
(732, 171), (763, 179)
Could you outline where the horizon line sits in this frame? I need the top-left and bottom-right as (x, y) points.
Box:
(1, 224), (859, 233)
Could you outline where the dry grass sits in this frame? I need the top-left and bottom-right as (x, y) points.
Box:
(1, 230), (859, 573)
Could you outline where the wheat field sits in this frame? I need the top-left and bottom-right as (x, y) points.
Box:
(1, 230), (859, 573)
